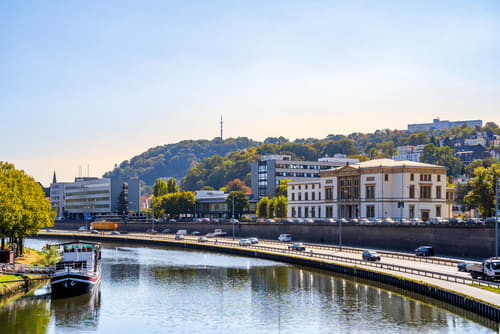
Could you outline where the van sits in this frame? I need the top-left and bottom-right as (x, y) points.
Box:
(278, 234), (292, 242)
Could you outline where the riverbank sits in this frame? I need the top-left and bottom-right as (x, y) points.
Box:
(36, 231), (500, 322)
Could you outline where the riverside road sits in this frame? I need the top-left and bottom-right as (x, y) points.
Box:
(37, 230), (500, 310)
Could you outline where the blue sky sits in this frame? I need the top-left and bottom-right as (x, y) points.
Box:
(1, 1), (499, 186)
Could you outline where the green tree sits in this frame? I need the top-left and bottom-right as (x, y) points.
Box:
(408, 132), (429, 146)
(167, 177), (179, 193)
(420, 144), (462, 176)
(201, 185), (214, 191)
(274, 196), (287, 218)
(226, 191), (250, 218)
(464, 164), (500, 217)
(152, 195), (164, 219)
(275, 179), (290, 197)
(256, 197), (269, 218)
(0, 162), (55, 254)
(267, 197), (276, 218)
(153, 179), (168, 197)
(39, 245), (61, 265)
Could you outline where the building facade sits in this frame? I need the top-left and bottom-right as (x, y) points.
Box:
(408, 118), (482, 132)
(287, 159), (454, 221)
(251, 154), (359, 200)
(194, 190), (229, 218)
(392, 145), (425, 162)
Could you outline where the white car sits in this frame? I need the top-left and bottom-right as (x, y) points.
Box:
(278, 234), (292, 242)
(175, 234), (185, 240)
(229, 218), (239, 224)
(239, 239), (252, 246)
(248, 237), (259, 244)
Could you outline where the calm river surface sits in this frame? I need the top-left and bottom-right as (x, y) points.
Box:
(0, 238), (497, 334)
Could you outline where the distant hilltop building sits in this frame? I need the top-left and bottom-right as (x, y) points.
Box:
(408, 118), (482, 133)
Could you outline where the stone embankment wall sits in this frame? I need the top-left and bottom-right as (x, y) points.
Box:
(53, 221), (495, 259)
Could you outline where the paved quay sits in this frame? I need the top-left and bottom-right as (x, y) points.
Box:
(37, 230), (500, 309)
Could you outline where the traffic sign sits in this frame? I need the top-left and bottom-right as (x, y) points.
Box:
(83, 213), (92, 220)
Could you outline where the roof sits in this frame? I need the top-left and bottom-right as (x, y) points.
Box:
(51, 240), (102, 247)
(322, 158), (447, 173)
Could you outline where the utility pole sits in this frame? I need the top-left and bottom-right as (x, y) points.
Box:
(232, 195), (235, 240)
(496, 174), (498, 258)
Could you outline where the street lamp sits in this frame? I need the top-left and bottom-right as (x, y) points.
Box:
(495, 174), (498, 258)
(232, 195), (235, 240)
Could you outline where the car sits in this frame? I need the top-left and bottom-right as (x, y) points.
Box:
(248, 237), (259, 244)
(176, 230), (187, 235)
(457, 262), (475, 272)
(410, 218), (424, 225)
(293, 218), (304, 224)
(430, 218), (448, 224)
(210, 218), (220, 224)
(325, 218), (336, 224)
(201, 218), (210, 223)
(373, 218), (383, 224)
(229, 218), (239, 224)
(205, 232), (216, 238)
(191, 231), (201, 235)
(175, 234), (185, 240)
(466, 218), (484, 225)
(415, 246), (435, 257)
(449, 217), (465, 224)
(359, 218), (370, 225)
(304, 218), (314, 224)
(168, 219), (177, 223)
(362, 250), (381, 261)
(239, 239), (252, 246)
(111, 231), (120, 235)
(78, 226), (88, 231)
(161, 228), (171, 233)
(256, 218), (266, 223)
(485, 217), (500, 225)
(265, 219), (276, 224)
(288, 243), (306, 251)
(383, 218), (396, 224)
(193, 218), (203, 223)
(198, 236), (208, 242)
(400, 218), (411, 224)
(91, 229), (99, 234)
(45, 228), (54, 232)
(350, 218), (359, 224)
(278, 234), (292, 242)
(337, 218), (349, 224)
(146, 228), (157, 234)
(283, 218), (294, 224)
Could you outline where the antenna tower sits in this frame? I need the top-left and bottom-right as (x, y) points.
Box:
(220, 115), (223, 141)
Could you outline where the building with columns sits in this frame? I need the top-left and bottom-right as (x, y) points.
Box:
(287, 159), (455, 221)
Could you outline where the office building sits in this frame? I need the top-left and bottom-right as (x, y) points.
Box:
(251, 154), (359, 200)
(408, 118), (482, 132)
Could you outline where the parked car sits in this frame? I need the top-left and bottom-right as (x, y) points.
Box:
(410, 218), (424, 225)
(466, 218), (484, 225)
(168, 219), (177, 223)
(248, 237), (259, 244)
(256, 218), (266, 223)
(198, 236), (208, 242)
(161, 228), (171, 233)
(176, 230), (187, 235)
(210, 219), (220, 224)
(193, 218), (203, 223)
(229, 218), (239, 224)
(45, 228), (54, 232)
(373, 218), (383, 224)
(325, 218), (337, 224)
(278, 234), (292, 242)
(201, 218), (210, 223)
(430, 218), (448, 224)
(175, 234), (185, 240)
(78, 226), (88, 231)
(191, 231), (201, 235)
(265, 219), (276, 224)
(350, 218), (359, 224)
(111, 231), (120, 235)
(359, 218), (370, 225)
(288, 243), (306, 251)
(293, 218), (304, 224)
(383, 218), (396, 224)
(362, 250), (381, 261)
(457, 262), (476, 272)
(304, 218), (314, 224)
(146, 228), (157, 234)
(485, 217), (500, 225)
(449, 217), (465, 224)
(239, 239), (252, 246)
(91, 229), (99, 234)
(415, 246), (435, 257)
(337, 218), (349, 224)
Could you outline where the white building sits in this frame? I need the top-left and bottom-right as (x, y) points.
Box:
(392, 145), (425, 162)
(407, 118), (482, 132)
(287, 159), (455, 221)
(64, 177), (112, 216)
(464, 137), (487, 147)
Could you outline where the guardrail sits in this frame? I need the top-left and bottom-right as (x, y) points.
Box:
(0, 263), (55, 276)
(39, 231), (500, 289)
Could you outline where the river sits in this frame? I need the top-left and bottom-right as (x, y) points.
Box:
(0, 238), (497, 333)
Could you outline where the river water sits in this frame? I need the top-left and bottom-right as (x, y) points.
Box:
(0, 238), (497, 334)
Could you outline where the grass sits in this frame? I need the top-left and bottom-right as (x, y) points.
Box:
(469, 283), (500, 294)
(14, 248), (44, 265)
(0, 275), (21, 285)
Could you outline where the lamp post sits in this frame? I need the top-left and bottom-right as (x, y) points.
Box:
(495, 174), (498, 258)
(151, 197), (155, 232)
(232, 195), (235, 240)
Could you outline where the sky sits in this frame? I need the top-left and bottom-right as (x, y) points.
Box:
(1, 1), (499, 186)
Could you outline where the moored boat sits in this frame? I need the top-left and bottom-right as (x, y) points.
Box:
(50, 241), (102, 298)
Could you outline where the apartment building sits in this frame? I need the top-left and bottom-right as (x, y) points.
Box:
(251, 154), (359, 200)
(287, 159), (455, 221)
(392, 145), (425, 162)
(408, 118), (482, 132)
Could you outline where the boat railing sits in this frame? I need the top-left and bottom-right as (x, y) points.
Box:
(55, 261), (88, 272)
(0, 263), (56, 275)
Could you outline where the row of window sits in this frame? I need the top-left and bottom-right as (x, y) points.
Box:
(276, 172), (320, 178)
(276, 164), (331, 170)
(291, 192), (322, 201)
(290, 205), (442, 218)
(291, 183), (321, 190)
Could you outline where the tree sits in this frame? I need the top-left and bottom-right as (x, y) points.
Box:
(118, 190), (128, 214)
(275, 179), (290, 197)
(201, 186), (214, 191)
(267, 197), (276, 218)
(274, 196), (287, 218)
(420, 144), (462, 176)
(225, 178), (250, 193)
(162, 192), (196, 218)
(256, 197), (269, 218)
(408, 132), (429, 146)
(226, 191), (249, 218)
(153, 179), (168, 197)
(0, 162), (55, 255)
(40, 245), (61, 265)
(152, 195), (164, 219)
(464, 164), (500, 217)
(167, 177), (179, 193)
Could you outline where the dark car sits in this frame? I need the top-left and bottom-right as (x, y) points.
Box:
(457, 262), (475, 272)
(415, 246), (435, 257)
(362, 250), (381, 261)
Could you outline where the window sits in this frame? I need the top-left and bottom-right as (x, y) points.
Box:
(298, 185), (301, 190)
(312, 184), (315, 189)
(298, 193), (302, 201)
(437, 174), (441, 182)
(325, 188), (333, 201)
(326, 206), (333, 218)
(311, 207), (315, 218)
(292, 186), (295, 190)
(420, 174), (423, 181)
(436, 186), (441, 199)
(312, 192), (315, 201)
(409, 185), (415, 199)
(305, 192), (309, 201)
(292, 193), (295, 201)
(436, 205), (441, 217)
(305, 185), (308, 190)
(304, 207), (308, 218)
(410, 174), (414, 181)
(384, 174), (389, 181)
(420, 185), (431, 199)
(298, 207), (302, 217)
(366, 205), (375, 218)
(318, 192), (321, 201)
(409, 205), (415, 218)
(366, 185), (375, 199)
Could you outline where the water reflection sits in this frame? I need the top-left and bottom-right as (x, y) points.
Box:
(0, 239), (496, 334)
